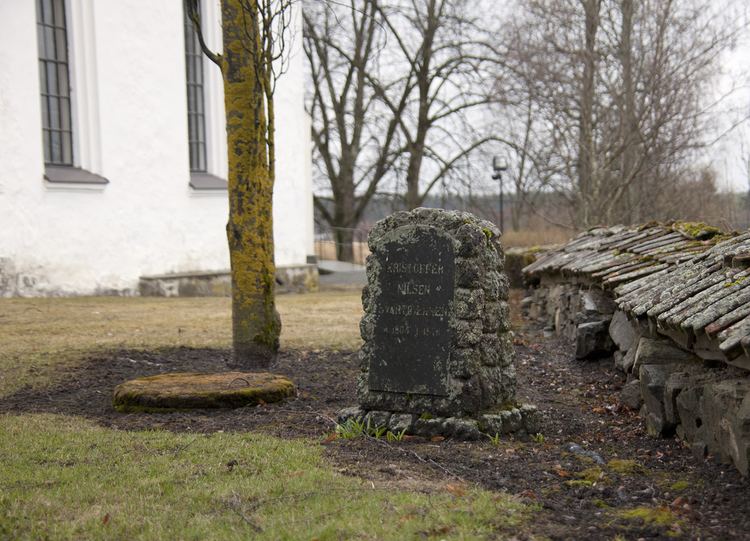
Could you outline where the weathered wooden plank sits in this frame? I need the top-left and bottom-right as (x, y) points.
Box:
(668, 273), (750, 329)
(683, 279), (750, 332)
(705, 293), (750, 338)
(592, 260), (652, 280)
(718, 316), (750, 359)
(629, 233), (685, 254)
(657, 271), (738, 328)
(603, 263), (668, 287)
(643, 270), (732, 319)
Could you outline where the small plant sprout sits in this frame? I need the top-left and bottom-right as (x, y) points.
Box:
(386, 428), (407, 442)
(489, 433), (501, 446)
(533, 433), (545, 444)
(369, 425), (387, 439)
(335, 418), (366, 439)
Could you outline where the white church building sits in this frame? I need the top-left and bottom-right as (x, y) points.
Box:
(0, 0), (315, 297)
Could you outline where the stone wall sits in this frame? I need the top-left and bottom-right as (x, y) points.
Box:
(523, 224), (750, 475)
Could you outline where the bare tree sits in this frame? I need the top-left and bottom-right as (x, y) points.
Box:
(501, 0), (742, 228)
(305, 0), (501, 260)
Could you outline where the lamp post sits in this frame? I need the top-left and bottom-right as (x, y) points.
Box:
(492, 156), (508, 232)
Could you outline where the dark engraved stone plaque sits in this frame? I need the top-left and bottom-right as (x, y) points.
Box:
(369, 226), (455, 396)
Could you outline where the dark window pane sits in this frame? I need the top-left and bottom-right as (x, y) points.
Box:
(43, 131), (51, 163)
(40, 96), (49, 128)
(41, 0), (53, 25)
(62, 132), (72, 164)
(50, 130), (61, 163)
(43, 26), (54, 59)
(47, 62), (58, 94)
(58, 64), (68, 96)
(38, 61), (48, 96)
(56, 29), (67, 62)
(60, 97), (71, 131)
(49, 97), (60, 129)
(53, 0), (65, 27)
(36, 0), (73, 166)
(37, 24), (45, 58)
(184, 3), (207, 172)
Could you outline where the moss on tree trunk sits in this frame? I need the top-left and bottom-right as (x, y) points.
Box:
(221, 0), (280, 368)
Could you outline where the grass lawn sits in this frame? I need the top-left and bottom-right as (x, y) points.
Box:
(0, 292), (532, 540)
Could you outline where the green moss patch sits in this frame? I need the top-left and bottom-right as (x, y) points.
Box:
(113, 371), (295, 412)
(607, 459), (645, 476)
(670, 480), (691, 491)
(672, 221), (723, 240)
(617, 506), (680, 528)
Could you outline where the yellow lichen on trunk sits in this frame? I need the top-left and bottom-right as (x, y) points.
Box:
(221, 0), (280, 368)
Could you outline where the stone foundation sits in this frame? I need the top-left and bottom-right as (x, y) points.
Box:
(338, 404), (541, 440)
(139, 264), (319, 296)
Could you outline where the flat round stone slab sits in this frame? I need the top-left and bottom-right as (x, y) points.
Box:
(113, 372), (295, 412)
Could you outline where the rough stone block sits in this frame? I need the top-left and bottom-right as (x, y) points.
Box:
(455, 288), (485, 317)
(663, 369), (703, 427)
(388, 413), (416, 434)
(701, 380), (750, 475)
(633, 337), (696, 373)
(413, 417), (446, 437)
(575, 320), (615, 360)
(449, 348), (481, 378)
(455, 258), (483, 288)
(581, 288), (617, 317)
(520, 404), (542, 434)
(639, 363), (675, 436)
(621, 347), (637, 373)
(675, 385), (709, 445)
(443, 417), (481, 440)
(620, 377), (643, 411)
(455, 223), (486, 257)
(337, 406), (365, 424)
(364, 410), (392, 429)
(453, 319), (483, 347)
(609, 310), (638, 352)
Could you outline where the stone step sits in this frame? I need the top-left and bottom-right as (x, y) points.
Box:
(139, 264), (318, 297)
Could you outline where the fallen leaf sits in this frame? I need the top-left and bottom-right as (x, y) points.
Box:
(102, 514), (110, 525)
(430, 436), (445, 442)
(445, 483), (466, 497)
(321, 433), (338, 444)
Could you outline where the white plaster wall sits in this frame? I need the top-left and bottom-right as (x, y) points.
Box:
(0, 0), (312, 296)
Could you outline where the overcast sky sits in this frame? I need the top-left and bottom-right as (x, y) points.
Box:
(709, 1), (750, 192)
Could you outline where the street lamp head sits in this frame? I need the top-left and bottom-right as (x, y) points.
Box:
(492, 156), (508, 173)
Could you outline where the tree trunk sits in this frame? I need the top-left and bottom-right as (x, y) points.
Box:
(335, 228), (355, 262)
(577, 0), (600, 227)
(222, 0), (280, 369)
(332, 179), (357, 262)
(620, 0), (638, 224)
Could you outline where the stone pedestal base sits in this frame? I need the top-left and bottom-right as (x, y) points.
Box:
(337, 404), (541, 441)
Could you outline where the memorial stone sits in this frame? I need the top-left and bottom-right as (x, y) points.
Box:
(339, 208), (540, 439)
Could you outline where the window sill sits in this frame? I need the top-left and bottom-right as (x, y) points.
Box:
(44, 165), (109, 185)
(190, 172), (227, 190)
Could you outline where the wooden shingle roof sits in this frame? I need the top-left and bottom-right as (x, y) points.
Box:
(523, 223), (750, 369)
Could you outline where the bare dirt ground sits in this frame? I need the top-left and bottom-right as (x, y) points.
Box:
(2, 294), (749, 540)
